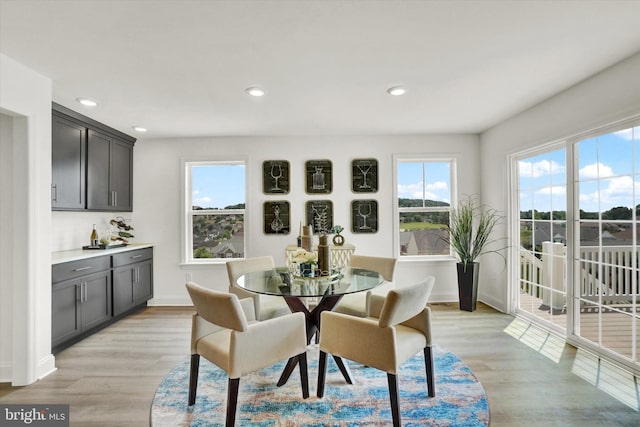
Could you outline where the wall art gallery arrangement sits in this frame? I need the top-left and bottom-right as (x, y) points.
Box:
(262, 159), (379, 235)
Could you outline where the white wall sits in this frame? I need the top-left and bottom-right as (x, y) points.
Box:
(479, 52), (640, 312)
(0, 53), (54, 385)
(121, 134), (480, 305)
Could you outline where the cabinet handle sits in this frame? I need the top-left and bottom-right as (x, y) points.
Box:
(52, 184), (57, 203)
(111, 191), (117, 207)
(131, 255), (142, 259)
(73, 266), (92, 272)
(136, 267), (140, 283)
(76, 284), (82, 302)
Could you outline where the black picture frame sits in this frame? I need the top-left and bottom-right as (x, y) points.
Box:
(305, 159), (332, 194)
(263, 201), (290, 234)
(352, 158), (378, 193)
(351, 199), (378, 233)
(263, 160), (290, 194)
(305, 200), (333, 234)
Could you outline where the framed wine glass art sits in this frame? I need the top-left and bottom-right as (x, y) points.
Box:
(263, 160), (290, 194)
(351, 199), (378, 233)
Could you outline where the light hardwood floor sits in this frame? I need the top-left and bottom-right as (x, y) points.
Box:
(1, 304), (638, 426)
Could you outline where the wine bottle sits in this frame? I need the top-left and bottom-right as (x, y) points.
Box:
(90, 224), (99, 247)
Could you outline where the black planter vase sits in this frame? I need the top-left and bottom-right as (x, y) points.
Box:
(457, 262), (479, 312)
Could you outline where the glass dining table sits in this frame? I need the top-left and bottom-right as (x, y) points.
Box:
(236, 266), (384, 386)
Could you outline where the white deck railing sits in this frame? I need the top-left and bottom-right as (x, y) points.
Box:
(520, 244), (638, 304)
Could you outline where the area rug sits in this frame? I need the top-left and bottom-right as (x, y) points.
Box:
(151, 344), (489, 426)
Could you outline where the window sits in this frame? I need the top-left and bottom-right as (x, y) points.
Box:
(516, 146), (568, 327)
(184, 161), (246, 263)
(510, 121), (640, 371)
(396, 159), (454, 257)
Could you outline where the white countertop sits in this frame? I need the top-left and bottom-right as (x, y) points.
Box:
(52, 243), (154, 264)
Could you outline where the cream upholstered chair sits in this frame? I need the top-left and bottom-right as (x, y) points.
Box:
(333, 254), (397, 317)
(317, 277), (436, 427)
(226, 256), (291, 320)
(185, 282), (309, 426)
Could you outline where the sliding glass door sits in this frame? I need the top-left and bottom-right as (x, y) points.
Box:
(517, 146), (568, 333)
(574, 126), (639, 363)
(513, 123), (639, 370)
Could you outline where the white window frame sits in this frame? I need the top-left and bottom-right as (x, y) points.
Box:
(393, 154), (457, 260)
(181, 158), (248, 265)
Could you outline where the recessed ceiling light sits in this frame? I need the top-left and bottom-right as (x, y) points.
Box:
(245, 87), (265, 97)
(76, 97), (98, 107)
(387, 86), (408, 96)
(132, 126), (147, 132)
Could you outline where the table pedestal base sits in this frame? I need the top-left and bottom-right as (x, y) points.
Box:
(277, 294), (354, 386)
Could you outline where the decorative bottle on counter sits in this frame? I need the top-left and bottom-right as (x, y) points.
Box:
(90, 224), (99, 247)
(317, 235), (331, 277)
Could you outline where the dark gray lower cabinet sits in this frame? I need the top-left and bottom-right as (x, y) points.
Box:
(112, 248), (154, 316)
(52, 258), (112, 352)
(52, 247), (153, 353)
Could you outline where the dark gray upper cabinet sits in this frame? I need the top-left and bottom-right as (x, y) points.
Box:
(51, 102), (136, 212)
(87, 130), (133, 211)
(51, 113), (86, 210)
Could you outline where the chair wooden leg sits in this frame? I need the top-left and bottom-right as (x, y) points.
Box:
(188, 354), (200, 406)
(387, 373), (401, 427)
(226, 377), (240, 427)
(423, 346), (435, 397)
(317, 350), (328, 398)
(298, 352), (309, 398)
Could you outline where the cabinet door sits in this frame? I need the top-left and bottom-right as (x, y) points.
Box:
(87, 129), (112, 210)
(133, 259), (153, 303)
(110, 140), (133, 211)
(52, 114), (85, 210)
(52, 280), (81, 349)
(87, 130), (133, 212)
(80, 271), (112, 331)
(112, 265), (135, 316)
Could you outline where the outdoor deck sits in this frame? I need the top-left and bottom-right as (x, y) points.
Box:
(519, 291), (640, 360)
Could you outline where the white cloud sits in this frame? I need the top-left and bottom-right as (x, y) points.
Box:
(535, 186), (566, 196)
(579, 176), (639, 211)
(399, 180), (449, 201)
(579, 162), (614, 179)
(398, 182), (422, 198)
(519, 159), (564, 178)
(426, 181), (448, 191)
(193, 196), (212, 206)
(613, 127), (638, 141)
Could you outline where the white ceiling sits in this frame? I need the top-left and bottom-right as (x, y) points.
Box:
(2, 0), (640, 139)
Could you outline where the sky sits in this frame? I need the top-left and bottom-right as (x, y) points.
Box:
(396, 161), (451, 203)
(191, 163), (246, 209)
(519, 126), (639, 213)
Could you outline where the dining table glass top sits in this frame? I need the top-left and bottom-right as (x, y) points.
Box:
(236, 267), (384, 298)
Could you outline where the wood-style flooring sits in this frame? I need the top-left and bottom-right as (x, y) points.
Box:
(1, 304), (639, 426)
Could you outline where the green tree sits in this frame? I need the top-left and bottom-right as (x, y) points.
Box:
(194, 247), (212, 258)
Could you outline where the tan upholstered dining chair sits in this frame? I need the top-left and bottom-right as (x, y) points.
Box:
(317, 277), (436, 427)
(226, 256), (291, 320)
(333, 254), (397, 317)
(185, 282), (309, 427)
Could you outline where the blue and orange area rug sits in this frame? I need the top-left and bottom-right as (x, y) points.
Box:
(151, 344), (489, 426)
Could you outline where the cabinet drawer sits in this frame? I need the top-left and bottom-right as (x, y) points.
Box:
(112, 248), (153, 267)
(52, 256), (111, 283)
